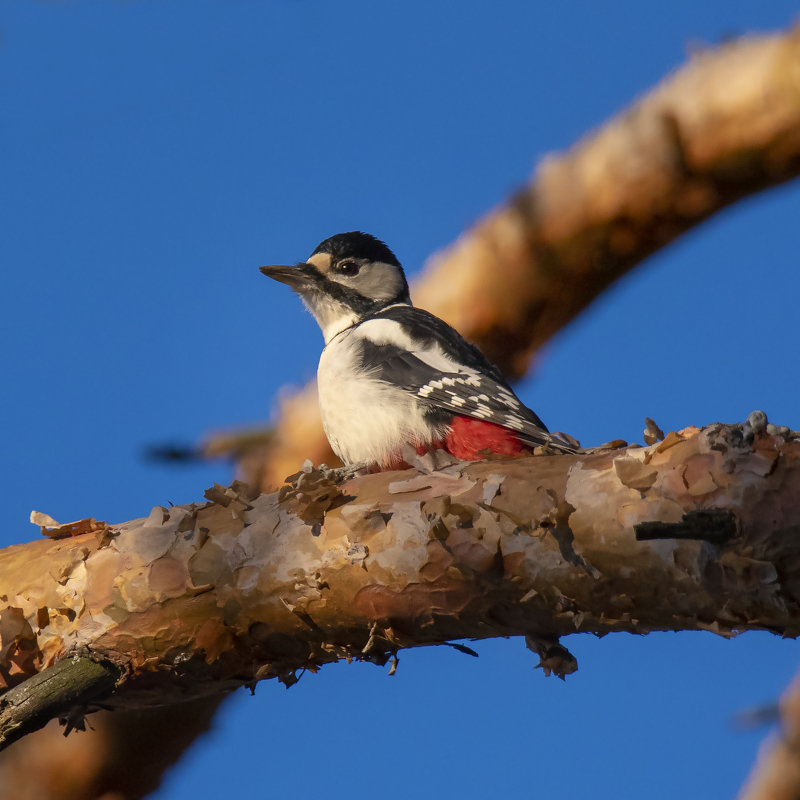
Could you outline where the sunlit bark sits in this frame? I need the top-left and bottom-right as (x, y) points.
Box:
(2, 424), (798, 753)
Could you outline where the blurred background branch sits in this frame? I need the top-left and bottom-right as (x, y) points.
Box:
(181, 24), (800, 491)
(739, 674), (800, 800)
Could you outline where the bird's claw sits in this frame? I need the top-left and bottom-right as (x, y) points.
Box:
(318, 462), (369, 484)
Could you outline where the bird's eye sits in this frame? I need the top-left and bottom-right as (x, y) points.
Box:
(336, 260), (360, 276)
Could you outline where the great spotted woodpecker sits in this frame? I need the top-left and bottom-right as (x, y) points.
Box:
(260, 232), (576, 471)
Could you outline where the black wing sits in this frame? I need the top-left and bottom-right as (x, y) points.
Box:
(358, 305), (575, 452)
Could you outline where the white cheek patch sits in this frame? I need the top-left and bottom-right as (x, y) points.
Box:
(323, 261), (405, 303)
(354, 262), (406, 301)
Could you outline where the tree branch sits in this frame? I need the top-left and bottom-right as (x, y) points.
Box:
(0, 657), (119, 751)
(2, 423), (799, 745)
(0, 699), (224, 798)
(418, 25), (800, 376)
(739, 672), (800, 800)
(203, 24), (800, 489)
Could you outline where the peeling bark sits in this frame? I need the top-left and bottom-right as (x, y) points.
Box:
(206, 24), (800, 489)
(2, 424), (799, 746)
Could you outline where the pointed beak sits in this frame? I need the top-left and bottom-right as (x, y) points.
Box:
(259, 262), (321, 291)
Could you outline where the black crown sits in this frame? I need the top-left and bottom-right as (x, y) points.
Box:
(311, 232), (401, 268)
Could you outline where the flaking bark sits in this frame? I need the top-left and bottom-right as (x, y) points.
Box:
(2, 423), (798, 746)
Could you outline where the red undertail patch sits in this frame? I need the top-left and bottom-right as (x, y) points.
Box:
(380, 416), (527, 470)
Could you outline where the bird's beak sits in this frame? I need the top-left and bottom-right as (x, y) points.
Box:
(259, 262), (320, 291)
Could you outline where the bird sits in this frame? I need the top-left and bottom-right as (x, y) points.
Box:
(260, 231), (576, 472)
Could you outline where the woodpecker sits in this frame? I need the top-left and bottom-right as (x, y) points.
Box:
(260, 231), (575, 471)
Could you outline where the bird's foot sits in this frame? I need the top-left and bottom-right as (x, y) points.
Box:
(318, 462), (369, 484)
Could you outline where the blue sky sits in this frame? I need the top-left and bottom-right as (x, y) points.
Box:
(2, 2), (799, 798)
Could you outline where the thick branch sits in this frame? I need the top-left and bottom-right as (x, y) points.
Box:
(1, 424), (798, 744)
(229, 24), (800, 488)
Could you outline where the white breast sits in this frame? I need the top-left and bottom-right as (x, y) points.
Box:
(317, 330), (437, 466)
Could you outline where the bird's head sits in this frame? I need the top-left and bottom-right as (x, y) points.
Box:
(260, 232), (411, 342)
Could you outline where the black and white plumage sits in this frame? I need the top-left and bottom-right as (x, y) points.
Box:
(261, 232), (575, 469)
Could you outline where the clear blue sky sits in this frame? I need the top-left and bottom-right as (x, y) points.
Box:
(3, 2), (800, 798)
